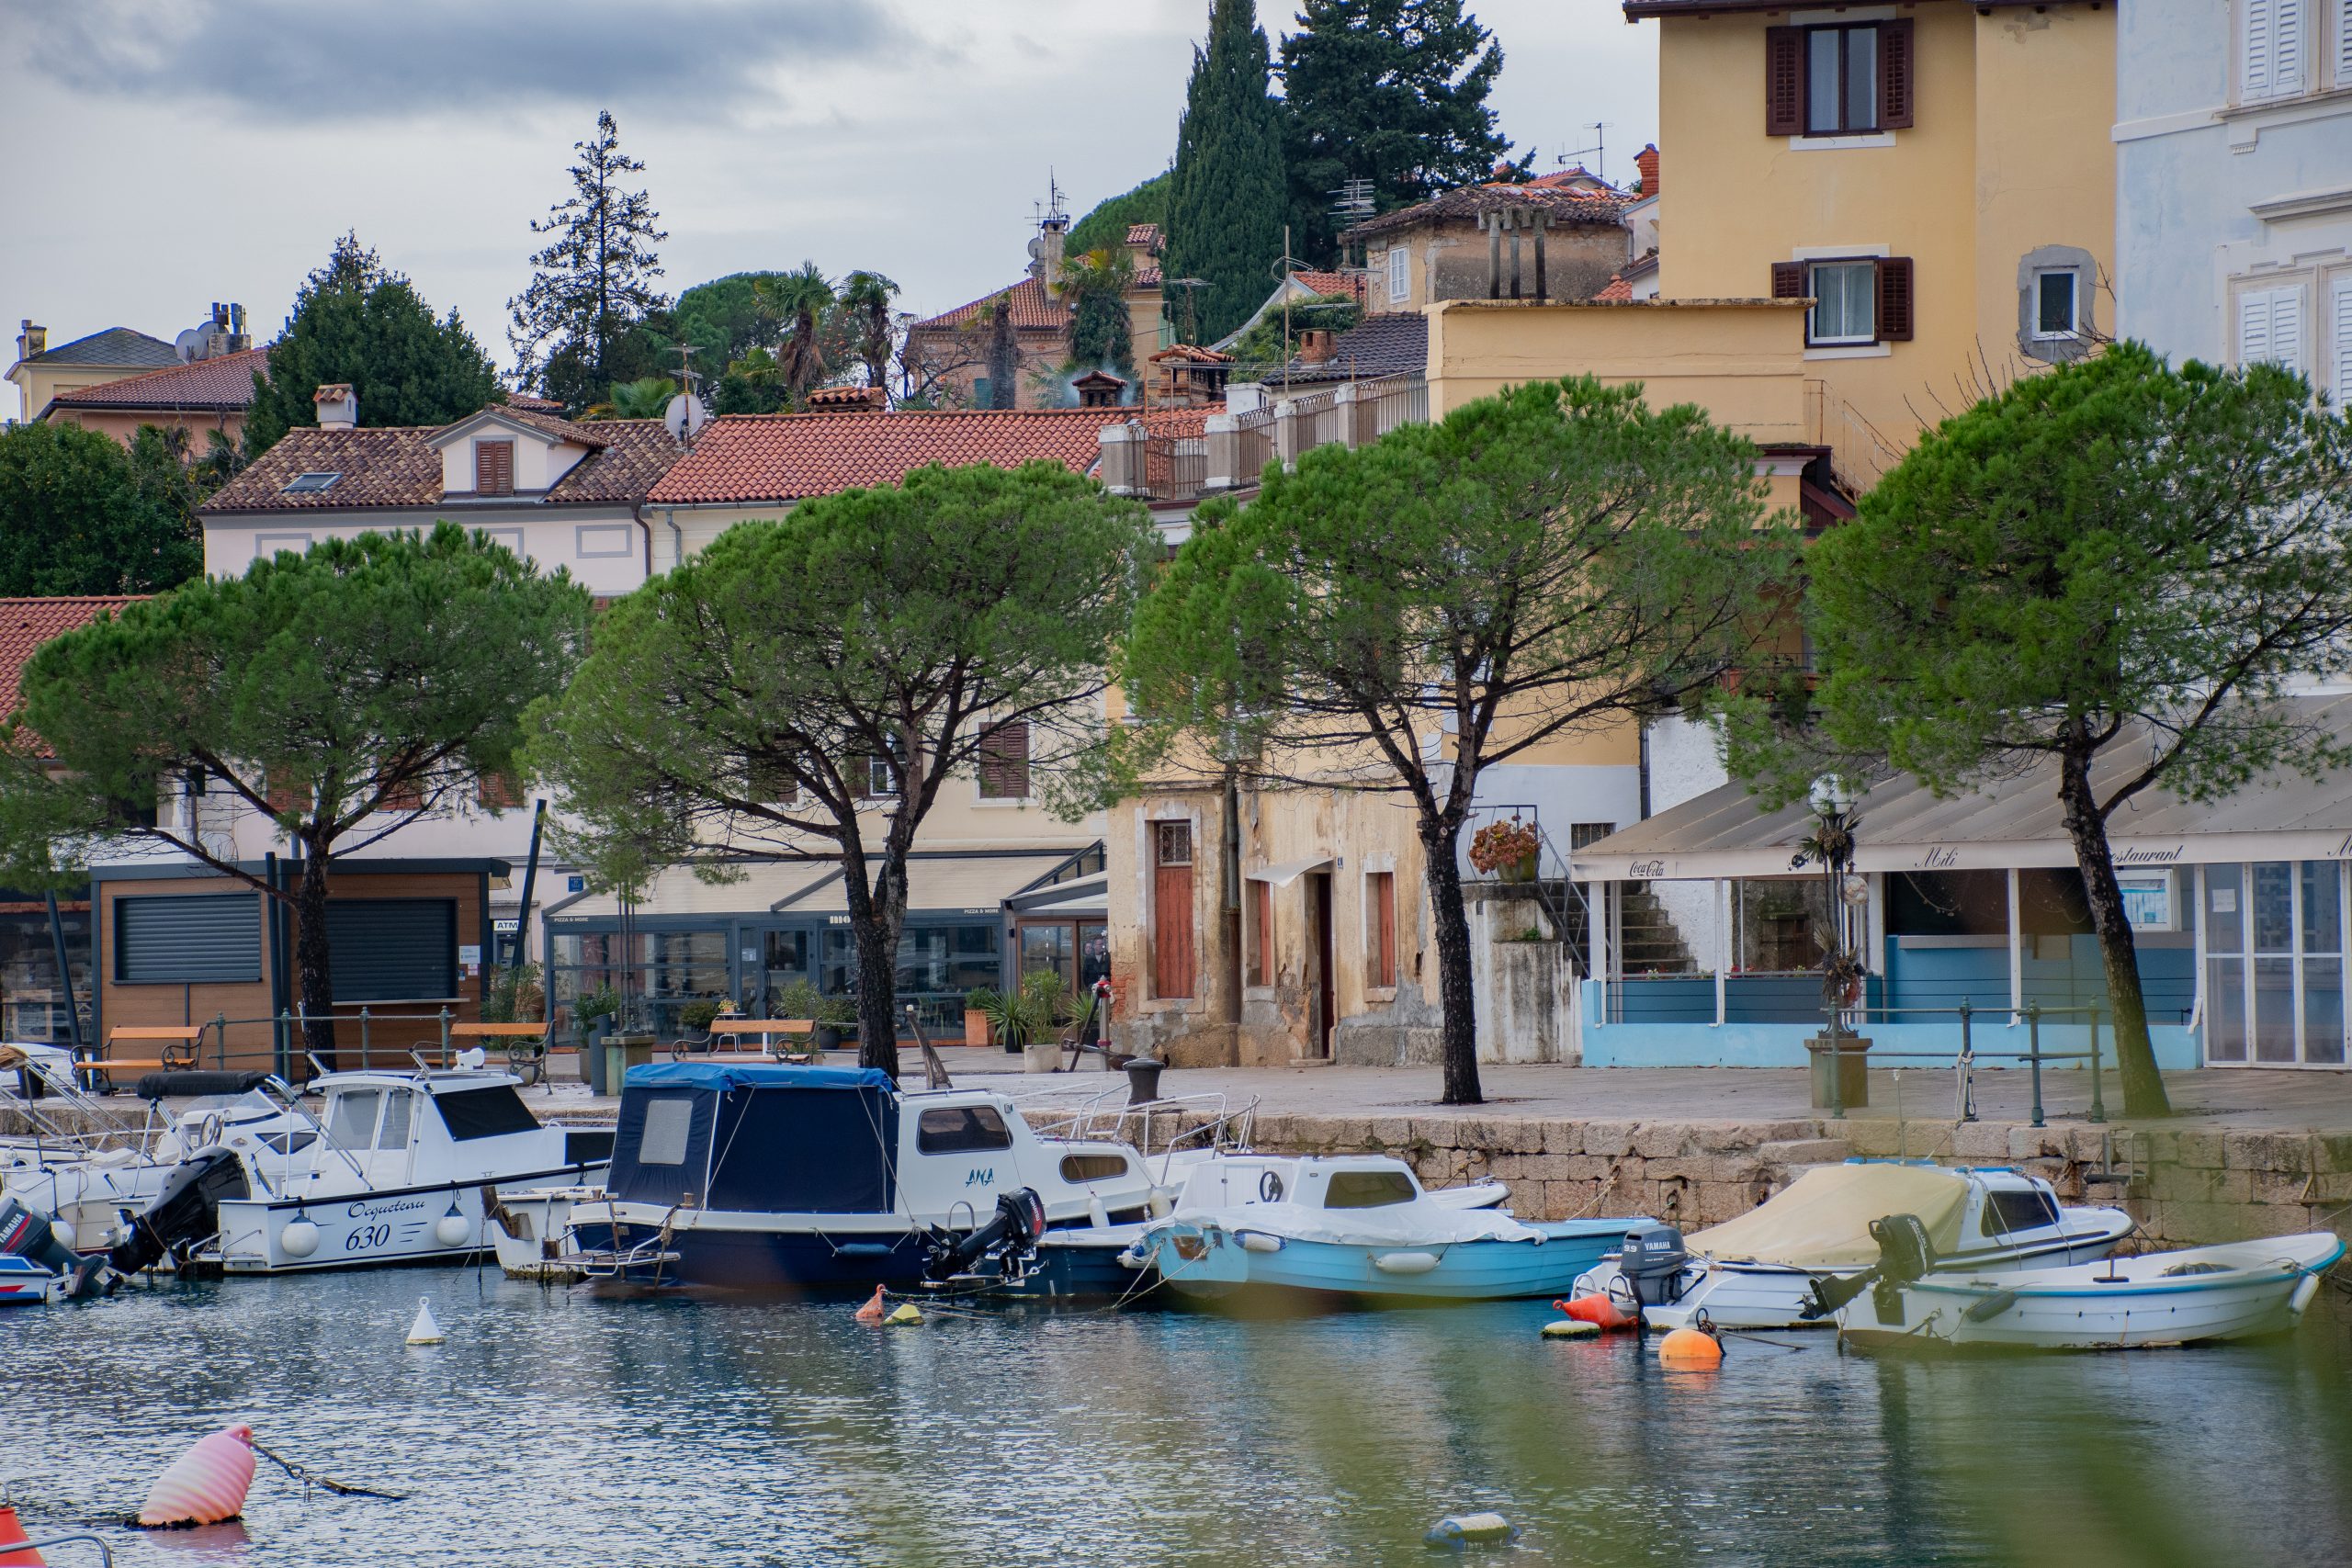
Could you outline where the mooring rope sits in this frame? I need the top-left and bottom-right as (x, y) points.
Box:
(249, 1439), (409, 1503)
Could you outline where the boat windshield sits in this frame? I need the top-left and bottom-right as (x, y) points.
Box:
(1323, 1170), (1417, 1209)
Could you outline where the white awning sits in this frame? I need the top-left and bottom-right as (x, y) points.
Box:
(1250, 856), (1333, 887)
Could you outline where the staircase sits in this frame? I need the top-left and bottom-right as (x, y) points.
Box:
(1617, 885), (1696, 976)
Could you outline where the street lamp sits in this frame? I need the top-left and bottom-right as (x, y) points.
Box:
(1793, 773), (1867, 1115)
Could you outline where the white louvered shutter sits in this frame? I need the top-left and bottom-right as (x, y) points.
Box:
(2339, 0), (2352, 91)
(2245, 0), (2310, 97)
(2271, 286), (2306, 376)
(2246, 0), (2276, 97)
(2333, 275), (2352, 411)
(2241, 288), (2275, 367)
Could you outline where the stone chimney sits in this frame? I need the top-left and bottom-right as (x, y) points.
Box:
(16, 321), (44, 361)
(1635, 144), (1660, 198)
(313, 383), (357, 431)
(1297, 329), (1337, 365)
(1030, 211), (1069, 299)
(228, 302), (250, 353)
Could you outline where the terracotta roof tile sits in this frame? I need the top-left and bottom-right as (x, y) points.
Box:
(47, 347), (269, 412)
(1125, 222), (1162, 249)
(203, 412), (678, 513)
(0, 597), (141, 746)
(1148, 344), (1234, 365)
(1342, 183), (1629, 243)
(1594, 274), (1635, 302)
(1136, 265), (1164, 288)
(910, 276), (1069, 333)
(504, 392), (568, 413)
(1289, 270), (1370, 303)
(649, 408), (1144, 505)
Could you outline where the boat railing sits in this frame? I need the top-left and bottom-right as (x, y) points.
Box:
(13, 1533), (111, 1565)
(1, 1055), (172, 1166)
(1032, 1089), (1260, 1172)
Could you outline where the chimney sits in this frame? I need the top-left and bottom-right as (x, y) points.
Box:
(228, 302), (250, 353)
(313, 382), (357, 431)
(16, 321), (44, 360)
(1297, 329), (1336, 365)
(1031, 211), (1069, 299)
(1635, 144), (1660, 198)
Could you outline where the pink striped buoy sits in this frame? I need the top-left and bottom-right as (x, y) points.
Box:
(136, 1424), (255, 1529)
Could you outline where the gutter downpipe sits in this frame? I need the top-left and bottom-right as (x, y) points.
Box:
(666, 507), (685, 570)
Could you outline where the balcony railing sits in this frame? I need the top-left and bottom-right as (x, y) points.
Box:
(1102, 375), (1430, 504)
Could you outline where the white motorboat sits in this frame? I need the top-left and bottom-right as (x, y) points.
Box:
(1571, 1160), (2135, 1330)
(1821, 1222), (2345, 1350)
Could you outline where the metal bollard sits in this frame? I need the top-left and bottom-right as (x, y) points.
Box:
(359, 1006), (371, 1070)
(2088, 1002), (2107, 1124)
(2026, 1002), (2045, 1129)
(211, 1012), (230, 1071)
(438, 1007), (452, 1065)
(1956, 998), (1977, 1122)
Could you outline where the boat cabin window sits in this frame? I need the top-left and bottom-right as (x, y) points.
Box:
(325, 1089), (380, 1151)
(637, 1098), (695, 1166)
(1979, 1189), (2061, 1236)
(375, 1089), (415, 1152)
(434, 1086), (540, 1142)
(1322, 1169), (1417, 1209)
(916, 1105), (1013, 1155)
(257, 1131), (317, 1156)
(1059, 1153), (1130, 1182)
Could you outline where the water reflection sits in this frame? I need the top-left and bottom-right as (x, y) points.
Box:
(2, 1271), (2346, 1566)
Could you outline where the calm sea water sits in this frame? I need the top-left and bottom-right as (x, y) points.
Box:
(5, 1267), (2349, 1567)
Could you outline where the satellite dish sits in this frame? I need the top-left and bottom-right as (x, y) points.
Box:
(174, 327), (207, 364)
(663, 392), (708, 442)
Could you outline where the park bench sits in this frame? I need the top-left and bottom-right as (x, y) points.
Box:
(75, 1025), (203, 1091)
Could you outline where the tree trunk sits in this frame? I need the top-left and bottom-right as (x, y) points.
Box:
(842, 851), (910, 1080)
(292, 845), (339, 1074)
(1421, 820), (1483, 1106)
(2057, 749), (2172, 1118)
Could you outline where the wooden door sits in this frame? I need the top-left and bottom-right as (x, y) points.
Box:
(1152, 822), (1195, 998)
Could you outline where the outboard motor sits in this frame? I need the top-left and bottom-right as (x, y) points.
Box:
(1803, 1212), (1939, 1323)
(107, 1148), (249, 1276)
(1617, 1222), (1690, 1310)
(923, 1188), (1049, 1282)
(0, 1196), (108, 1299)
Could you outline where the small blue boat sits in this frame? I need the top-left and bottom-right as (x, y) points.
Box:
(1128, 1155), (1650, 1306)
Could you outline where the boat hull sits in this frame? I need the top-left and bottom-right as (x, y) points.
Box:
(0, 1254), (65, 1307)
(1148, 1219), (1636, 1305)
(209, 1165), (608, 1275)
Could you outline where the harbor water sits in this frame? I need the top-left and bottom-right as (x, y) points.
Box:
(6, 1269), (2350, 1567)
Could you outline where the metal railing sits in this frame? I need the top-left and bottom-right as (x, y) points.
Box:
(1233, 404), (1275, 483)
(1815, 998), (2111, 1127)
(1140, 431), (1207, 502)
(1349, 375), (1428, 444)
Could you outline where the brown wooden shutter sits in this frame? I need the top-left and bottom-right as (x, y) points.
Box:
(1764, 28), (1804, 136)
(1770, 261), (1807, 299)
(475, 439), (514, 496)
(264, 769), (303, 816)
(1247, 878), (1272, 987)
(1151, 822), (1195, 999)
(1368, 872), (1396, 989)
(977, 721), (1030, 799)
(1876, 256), (1916, 341)
(1879, 19), (1916, 130)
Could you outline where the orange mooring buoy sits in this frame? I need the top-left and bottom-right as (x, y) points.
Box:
(1657, 1325), (1724, 1369)
(1555, 1292), (1640, 1332)
(854, 1285), (887, 1325)
(0, 1503), (46, 1565)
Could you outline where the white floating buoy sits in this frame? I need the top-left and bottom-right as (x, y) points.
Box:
(1541, 1318), (1600, 1339)
(406, 1295), (445, 1346)
(1425, 1512), (1517, 1548)
(434, 1205), (470, 1247)
(279, 1217), (321, 1258)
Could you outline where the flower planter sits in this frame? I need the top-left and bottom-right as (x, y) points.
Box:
(964, 1009), (991, 1047)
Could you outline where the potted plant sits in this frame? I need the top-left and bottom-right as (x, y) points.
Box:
(1469, 818), (1542, 884)
(678, 998), (723, 1053)
(571, 986), (620, 1094)
(768, 980), (854, 1052)
(811, 992), (855, 1052)
(968, 972), (1074, 1072)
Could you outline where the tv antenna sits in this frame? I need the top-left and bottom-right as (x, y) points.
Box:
(1559, 123), (1613, 186)
(1032, 169), (1069, 231)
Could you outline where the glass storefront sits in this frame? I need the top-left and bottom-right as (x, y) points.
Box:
(1015, 920), (1109, 995)
(547, 927), (731, 1042)
(2205, 862), (2346, 1066)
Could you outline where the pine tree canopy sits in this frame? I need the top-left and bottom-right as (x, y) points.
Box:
(242, 233), (501, 458)
(1067, 171), (1172, 256)
(1279, 0), (1517, 264)
(509, 109), (669, 411)
(1162, 0), (1290, 344)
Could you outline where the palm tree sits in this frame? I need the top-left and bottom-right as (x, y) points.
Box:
(838, 271), (899, 393)
(771, 262), (835, 403)
(585, 375), (676, 420)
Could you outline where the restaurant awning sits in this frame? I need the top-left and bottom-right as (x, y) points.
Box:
(1573, 694), (2352, 882)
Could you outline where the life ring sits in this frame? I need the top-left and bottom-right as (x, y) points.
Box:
(1258, 1169), (1284, 1203)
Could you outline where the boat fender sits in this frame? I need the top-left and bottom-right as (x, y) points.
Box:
(136, 1424), (256, 1529)
(2289, 1273), (2323, 1319)
(1961, 1290), (2019, 1325)
(1239, 1232), (1284, 1254)
(885, 1303), (923, 1326)
(854, 1285), (887, 1325)
(0, 1501), (44, 1564)
(1541, 1319), (1600, 1339)
(1372, 1250), (1442, 1276)
(1554, 1293), (1639, 1332)
(1423, 1512), (1517, 1549)
(278, 1218), (322, 1259)
(1657, 1326), (1724, 1369)
(405, 1296), (445, 1346)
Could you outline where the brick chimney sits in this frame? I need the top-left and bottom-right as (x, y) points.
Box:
(1297, 329), (1337, 365)
(16, 321), (44, 361)
(1635, 144), (1660, 198)
(313, 382), (357, 431)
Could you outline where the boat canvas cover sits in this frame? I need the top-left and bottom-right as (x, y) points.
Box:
(608, 1063), (899, 1213)
(1685, 1163), (1970, 1268)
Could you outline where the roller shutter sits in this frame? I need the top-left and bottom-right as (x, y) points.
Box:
(324, 898), (458, 1002)
(115, 894), (264, 983)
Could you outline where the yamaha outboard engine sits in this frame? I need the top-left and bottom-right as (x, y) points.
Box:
(923, 1188), (1049, 1282)
(0, 1196), (108, 1299)
(107, 1148), (249, 1276)
(1618, 1222), (1690, 1310)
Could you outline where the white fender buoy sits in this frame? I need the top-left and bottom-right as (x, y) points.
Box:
(406, 1296), (445, 1346)
(434, 1209), (470, 1247)
(278, 1217), (321, 1258)
(137, 1424), (256, 1529)
(1371, 1250), (1441, 1275)
(1239, 1233), (1284, 1254)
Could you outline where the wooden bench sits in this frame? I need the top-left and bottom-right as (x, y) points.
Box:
(76, 1025), (204, 1090)
(444, 1021), (566, 1087)
(681, 1019), (819, 1063)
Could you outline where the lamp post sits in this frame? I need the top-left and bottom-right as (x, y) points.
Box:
(1793, 773), (1866, 1115)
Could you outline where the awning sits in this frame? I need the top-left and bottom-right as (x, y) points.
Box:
(1574, 695), (2352, 882)
(1250, 856), (1333, 887)
(786, 852), (1080, 917)
(1009, 874), (1106, 919)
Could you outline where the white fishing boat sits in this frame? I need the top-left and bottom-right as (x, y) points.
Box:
(1820, 1222), (2345, 1350)
(1571, 1160), (2134, 1330)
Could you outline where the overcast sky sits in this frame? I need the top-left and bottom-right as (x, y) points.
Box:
(0, 0), (1657, 382)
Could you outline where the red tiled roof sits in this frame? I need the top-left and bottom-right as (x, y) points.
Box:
(648, 409), (1145, 505)
(203, 412), (678, 513)
(504, 392), (567, 413)
(1594, 274), (1635, 302)
(910, 276), (1069, 334)
(47, 347), (269, 412)
(1342, 182), (1629, 243)
(1149, 344), (1234, 365)
(1126, 222), (1162, 250)
(1290, 270), (1370, 303)
(0, 597), (141, 742)
(1136, 265), (1164, 288)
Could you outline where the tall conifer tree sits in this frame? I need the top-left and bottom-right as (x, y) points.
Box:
(1162, 0), (1289, 344)
(508, 110), (670, 411)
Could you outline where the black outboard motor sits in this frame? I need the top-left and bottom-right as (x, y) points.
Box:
(107, 1148), (249, 1275)
(1802, 1212), (1939, 1323)
(0, 1196), (108, 1299)
(923, 1188), (1049, 1282)
(1618, 1222), (1690, 1310)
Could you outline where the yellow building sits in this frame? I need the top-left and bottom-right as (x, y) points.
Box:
(1627, 0), (2116, 478)
(7, 321), (179, 424)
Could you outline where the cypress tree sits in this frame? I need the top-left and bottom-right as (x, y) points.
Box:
(1162, 0), (1289, 344)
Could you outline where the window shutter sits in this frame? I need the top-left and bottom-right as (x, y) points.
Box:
(2339, 0), (2352, 90)
(1876, 256), (1916, 341)
(1879, 19), (1916, 129)
(977, 721), (1030, 800)
(475, 439), (514, 496)
(2270, 285), (2305, 375)
(1770, 261), (1807, 299)
(1765, 27), (1804, 135)
(2244, 0), (2306, 98)
(2245, 0), (2275, 98)
(2240, 288), (2275, 366)
(2333, 276), (2352, 413)
(2278, 0), (2308, 95)
(475, 772), (521, 809)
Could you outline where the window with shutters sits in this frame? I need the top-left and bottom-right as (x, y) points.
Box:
(1767, 21), (1912, 137)
(2239, 283), (2307, 376)
(977, 721), (1031, 800)
(1366, 871), (1396, 991)
(2241, 0), (2310, 102)
(1777, 257), (1914, 347)
(476, 772), (522, 810)
(2331, 274), (2352, 414)
(1386, 246), (1409, 304)
(475, 439), (515, 496)
(1150, 820), (1196, 999)
(1246, 876), (1273, 987)
(743, 755), (797, 805)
